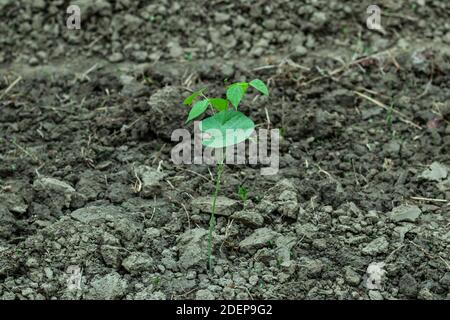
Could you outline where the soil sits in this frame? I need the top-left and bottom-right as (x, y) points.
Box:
(0, 0), (449, 300)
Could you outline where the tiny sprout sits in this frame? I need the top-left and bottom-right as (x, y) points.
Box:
(238, 185), (248, 203)
(182, 79), (269, 270)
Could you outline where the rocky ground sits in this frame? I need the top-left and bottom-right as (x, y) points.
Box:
(0, 0), (449, 300)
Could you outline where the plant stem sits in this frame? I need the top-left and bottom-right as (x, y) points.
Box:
(208, 160), (224, 271)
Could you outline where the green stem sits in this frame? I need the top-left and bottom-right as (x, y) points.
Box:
(208, 160), (224, 271)
(200, 93), (215, 114)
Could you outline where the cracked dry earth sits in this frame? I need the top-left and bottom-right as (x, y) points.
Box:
(0, 0), (450, 300)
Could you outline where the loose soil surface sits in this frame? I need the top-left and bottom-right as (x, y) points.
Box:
(0, 0), (449, 300)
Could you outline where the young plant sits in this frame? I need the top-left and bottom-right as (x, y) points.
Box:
(238, 185), (248, 203)
(183, 79), (269, 270)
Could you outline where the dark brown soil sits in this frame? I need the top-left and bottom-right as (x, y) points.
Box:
(0, 0), (449, 300)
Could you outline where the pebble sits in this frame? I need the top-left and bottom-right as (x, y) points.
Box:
(85, 272), (127, 300)
(108, 52), (124, 63)
(195, 289), (214, 300)
(399, 274), (418, 298)
(368, 290), (383, 300)
(389, 205), (421, 223)
(239, 228), (279, 252)
(362, 236), (389, 256)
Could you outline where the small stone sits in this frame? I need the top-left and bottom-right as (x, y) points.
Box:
(1, 292), (15, 300)
(191, 196), (240, 217)
(135, 165), (167, 198)
(383, 140), (401, 155)
(161, 251), (177, 271)
(439, 272), (450, 289)
(214, 12), (230, 23)
(33, 176), (76, 209)
(108, 52), (124, 63)
(394, 225), (414, 242)
(312, 238), (327, 250)
(21, 288), (34, 297)
(0, 245), (19, 276)
(85, 272), (127, 300)
(250, 46), (264, 57)
(143, 227), (161, 239)
(186, 270), (196, 280)
(195, 289), (214, 300)
(399, 274), (418, 298)
(34, 177), (75, 193)
(298, 257), (324, 277)
(36, 51), (47, 61)
(221, 36), (237, 51)
(25, 257), (39, 268)
(438, 178), (450, 193)
(344, 267), (361, 286)
(310, 12), (327, 27)
(146, 86), (186, 139)
(259, 179), (299, 218)
(368, 290), (383, 300)
(0, 205), (17, 238)
(419, 162), (448, 182)
(362, 236), (389, 256)
(101, 245), (122, 268)
(236, 291), (249, 299)
(239, 228), (279, 252)
(177, 228), (208, 270)
(119, 74), (147, 97)
(71, 205), (123, 224)
(249, 275), (259, 286)
(293, 45), (307, 57)
(220, 63), (234, 78)
(231, 210), (264, 228)
(443, 32), (450, 45)
(223, 287), (235, 299)
(418, 287), (434, 300)
(149, 291), (166, 300)
(295, 223), (318, 240)
(277, 190), (299, 219)
(44, 267), (53, 279)
(76, 0), (111, 15)
(122, 252), (154, 273)
(132, 50), (148, 62)
(389, 205), (421, 223)
(123, 14), (142, 28)
(107, 182), (131, 204)
(134, 287), (165, 300)
(29, 57), (39, 66)
(168, 42), (183, 58)
(263, 19), (276, 30)
(32, 0), (46, 9)
(275, 235), (296, 263)
(0, 0), (13, 10)
(214, 266), (224, 277)
(291, 33), (305, 47)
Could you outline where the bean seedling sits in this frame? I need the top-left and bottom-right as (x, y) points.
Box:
(183, 79), (269, 270)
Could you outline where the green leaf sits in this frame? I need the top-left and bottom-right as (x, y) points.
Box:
(227, 82), (249, 92)
(249, 79), (269, 96)
(199, 111), (255, 148)
(236, 82), (249, 93)
(208, 98), (228, 111)
(238, 185), (248, 202)
(183, 88), (206, 106)
(186, 99), (209, 123)
(226, 85), (245, 110)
